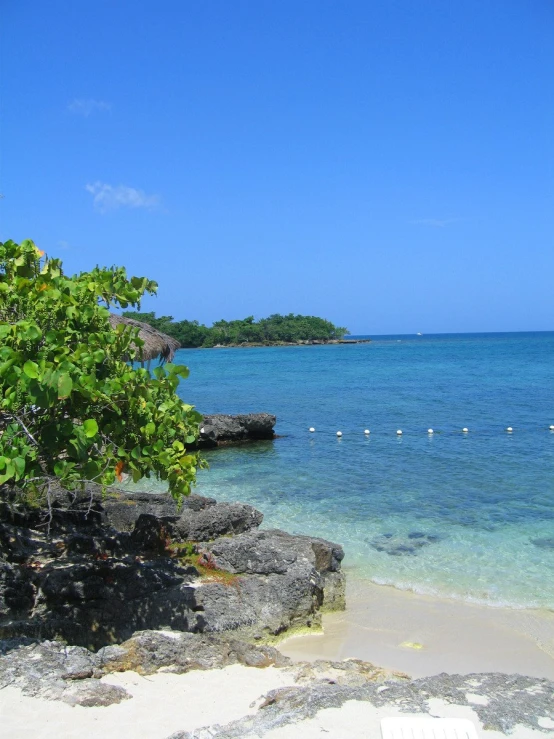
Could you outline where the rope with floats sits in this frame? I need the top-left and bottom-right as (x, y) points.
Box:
(306, 425), (554, 437)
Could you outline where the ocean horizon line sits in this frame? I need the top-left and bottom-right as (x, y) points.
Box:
(349, 329), (554, 339)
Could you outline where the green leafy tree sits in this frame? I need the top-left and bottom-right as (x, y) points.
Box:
(125, 312), (349, 347)
(0, 239), (202, 503)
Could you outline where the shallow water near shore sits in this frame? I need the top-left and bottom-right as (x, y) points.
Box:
(138, 332), (554, 611)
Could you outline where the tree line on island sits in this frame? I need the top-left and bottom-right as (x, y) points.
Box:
(121, 312), (350, 348)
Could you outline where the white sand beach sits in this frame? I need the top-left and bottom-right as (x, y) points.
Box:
(0, 664), (293, 739)
(1, 664), (551, 739)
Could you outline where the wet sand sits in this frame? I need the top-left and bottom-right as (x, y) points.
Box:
(279, 575), (554, 679)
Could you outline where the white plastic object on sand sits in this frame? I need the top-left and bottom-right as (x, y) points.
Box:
(381, 716), (478, 739)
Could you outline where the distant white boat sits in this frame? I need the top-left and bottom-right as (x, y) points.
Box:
(416, 332), (423, 336)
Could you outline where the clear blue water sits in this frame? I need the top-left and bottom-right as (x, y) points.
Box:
(137, 333), (554, 609)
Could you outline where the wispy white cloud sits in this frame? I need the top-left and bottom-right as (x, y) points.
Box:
(68, 98), (111, 117)
(86, 182), (161, 213)
(410, 218), (458, 228)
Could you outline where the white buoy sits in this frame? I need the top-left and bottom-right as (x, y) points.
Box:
(462, 428), (468, 433)
(336, 431), (342, 437)
(428, 429), (434, 434)
(309, 427), (315, 432)
(550, 425), (554, 431)
(506, 427), (513, 432)
(364, 429), (370, 435)
(396, 429), (403, 435)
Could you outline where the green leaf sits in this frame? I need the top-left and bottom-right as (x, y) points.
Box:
(23, 360), (39, 379)
(24, 323), (42, 341)
(0, 462), (15, 484)
(57, 373), (73, 398)
(12, 457), (25, 480)
(83, 419), (98, 438)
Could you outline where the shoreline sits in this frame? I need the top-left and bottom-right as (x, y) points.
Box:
(179, 339), (371, 349)
(2, 492), (554, 739)
(279, 573), (554, 679)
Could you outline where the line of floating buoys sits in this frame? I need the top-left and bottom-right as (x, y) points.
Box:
(309, 426), (554, 435)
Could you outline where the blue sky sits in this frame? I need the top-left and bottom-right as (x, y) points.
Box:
(1, 1), (553, 334)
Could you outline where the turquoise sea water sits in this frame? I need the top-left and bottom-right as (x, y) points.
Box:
(140, 333), (554, 610)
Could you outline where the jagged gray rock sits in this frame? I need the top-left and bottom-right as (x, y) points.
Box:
(0, 638), (131, 706)
(197, 413), (276, 448)
(0, 488), (344, 648)
(166, 672), (554, 738)
(204, 529), (346, 630)
(0, 631), (402, 707)
(94, 630), (291, 675)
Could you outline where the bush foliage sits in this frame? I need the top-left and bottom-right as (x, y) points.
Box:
(123, 311), (349, 348)
(0, 239), (201, 502)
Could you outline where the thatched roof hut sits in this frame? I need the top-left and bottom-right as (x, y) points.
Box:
(108, 314), (180, 364)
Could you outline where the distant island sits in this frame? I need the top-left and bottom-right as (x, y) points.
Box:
(121, 311), (367, 348)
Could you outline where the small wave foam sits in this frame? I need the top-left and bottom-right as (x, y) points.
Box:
(365, 574), (552, 611)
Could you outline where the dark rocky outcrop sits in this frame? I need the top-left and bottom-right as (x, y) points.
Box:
(0, 487), (344, 649)
(196, 413), (276, 448)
